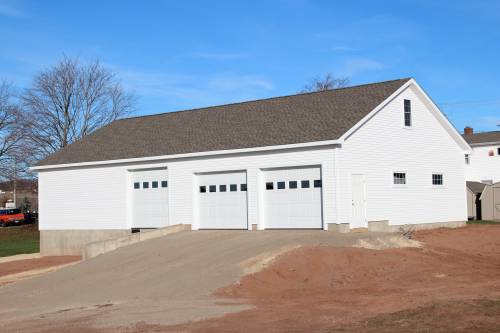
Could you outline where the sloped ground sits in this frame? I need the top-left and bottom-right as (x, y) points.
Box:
(1, 225), (500, 332)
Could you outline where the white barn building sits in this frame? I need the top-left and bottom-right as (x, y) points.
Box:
(32, 78), (471, 255)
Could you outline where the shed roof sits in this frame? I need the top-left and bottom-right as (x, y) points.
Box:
(466, 181), (487, 194)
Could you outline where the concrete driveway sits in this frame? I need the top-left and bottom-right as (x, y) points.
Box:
(0, 230), (398, 331)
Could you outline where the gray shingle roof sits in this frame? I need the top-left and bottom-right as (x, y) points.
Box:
(463, 131), (500, 145)
(36, 78), (411, 166)
(466, 181), (486, 194)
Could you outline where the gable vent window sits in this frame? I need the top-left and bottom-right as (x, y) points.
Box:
(404, 99), (412, 127)
(393, 172), (406, 185)
(432, 174), (443, 186)
(465, 154), (470, 165)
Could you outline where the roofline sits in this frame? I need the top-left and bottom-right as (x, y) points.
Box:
(119, 78), (413, 122)
(341, 78), (471, 152)
(468, 141), (500, 147)
(30, 139), (343, 171)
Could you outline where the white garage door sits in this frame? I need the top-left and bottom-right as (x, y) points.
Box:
(131, 169), (169, 228)
(197, 171), (248, 229)
(263, 166), (323, 229)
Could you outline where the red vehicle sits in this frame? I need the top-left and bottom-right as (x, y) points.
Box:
(0, 209), (25, 227)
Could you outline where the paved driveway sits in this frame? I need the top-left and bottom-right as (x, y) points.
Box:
(0, 230), (392, 331)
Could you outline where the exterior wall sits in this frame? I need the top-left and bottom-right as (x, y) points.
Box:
(465, 145), (500, 183)
(480, 182), (500, 221)
(337, 85), (467, 226)
(38, 146), (337, 232)
(466, 188), (476, 219)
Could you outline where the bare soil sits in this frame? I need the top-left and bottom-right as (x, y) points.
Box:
(0, 256), (81, 278)
(151, 225), (500, 333)
(4, 225), (500, 333)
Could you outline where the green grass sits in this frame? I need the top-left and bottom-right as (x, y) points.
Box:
(467, 220), (499, 225)
(0, 224), (39, 257)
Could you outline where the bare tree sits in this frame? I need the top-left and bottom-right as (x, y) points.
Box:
(301, 73), (350, 93)
(22, 56), (135, 158)
(0, 81), (29, 180)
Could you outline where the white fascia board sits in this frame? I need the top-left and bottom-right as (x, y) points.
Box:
(411, 80), (472, 153)
(30, 139), (342, 171)
(340, 78), (472, 153)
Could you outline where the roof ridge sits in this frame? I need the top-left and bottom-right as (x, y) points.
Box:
(118, 77), (413, 122)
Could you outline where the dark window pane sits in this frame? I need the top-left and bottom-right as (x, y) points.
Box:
(277, 181), (285, 189)
(230, 184), (237, 192)
(266, 182), (274, 190)
(289, 181), (298, 189)
(200, 186), (206, 193)
(314, 179), (322, 188)
(143, 182), (149, 189)
(161, 181), (168, 188)
(404, 99), (412, 127)
(152, 181), (158, 188)
(220, 184), (227, 192)
(393, 172), (406, 185)
(301, 180), (310, 188)
(209, 185), (216, 192)
(432, 174), (443, 185)
(134, 182), (140, 189)
(498, 148), (500, 155)
(240, 184), (247, 191)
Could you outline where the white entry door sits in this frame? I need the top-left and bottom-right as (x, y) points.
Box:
(263, 166), (323, 229)
(131, 169), (169, 228)
(351, 174), (367, 228)
(196, 171), (248, 229)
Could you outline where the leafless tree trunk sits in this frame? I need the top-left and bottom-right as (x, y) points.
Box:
(22, 56), (135, 159)
(301, 73), (350, 93)
(0, 81), (29, 180)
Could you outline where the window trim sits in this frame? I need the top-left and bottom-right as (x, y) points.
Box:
(404, 99), (412, 128)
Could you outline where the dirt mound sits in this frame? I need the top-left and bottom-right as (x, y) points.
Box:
(353, 234), (422, 250)
(157, 225), (500, 332)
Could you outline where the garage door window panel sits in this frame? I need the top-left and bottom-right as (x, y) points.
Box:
(209, 185), (216, 193)
(289, 181), (297, 189)
(230, 184), (237, 192)
(301, 180), (310, 188)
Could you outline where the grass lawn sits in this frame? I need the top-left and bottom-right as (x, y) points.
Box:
(0, 224), (39, 257)
(467, 220), (499, 225)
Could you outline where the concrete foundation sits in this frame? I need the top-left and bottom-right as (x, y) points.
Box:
(84, 224), (191, 259)
(368, 220), (467, 233)
(40, 229), (131, 256)
(327, 223), (350, 233)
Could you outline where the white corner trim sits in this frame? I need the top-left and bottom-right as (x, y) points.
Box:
(31, 139), (343, 171)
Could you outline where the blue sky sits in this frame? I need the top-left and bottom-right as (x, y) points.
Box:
(1, 0), (499, 132)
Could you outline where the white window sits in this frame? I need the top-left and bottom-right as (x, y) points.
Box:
(465, 154), (470, 164)
(404, 99), (412, 127)
(432, 174), (443, 186)
(393, 172), (406, 185)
